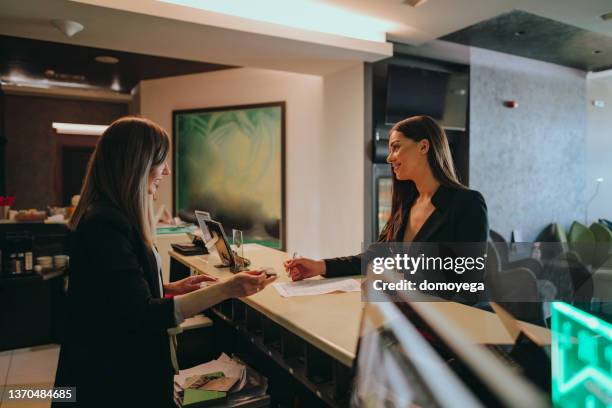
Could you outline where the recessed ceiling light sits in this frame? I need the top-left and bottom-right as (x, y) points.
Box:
(95, 55), (119, 64)
(593, 50), (603, 54)
(514, 30), (526, 37)
(600, 11), (612, 21)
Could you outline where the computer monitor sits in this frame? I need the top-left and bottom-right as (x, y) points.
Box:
(351, 275), (549, 407)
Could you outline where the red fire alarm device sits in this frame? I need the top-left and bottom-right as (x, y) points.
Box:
(504, 100), (518, 108)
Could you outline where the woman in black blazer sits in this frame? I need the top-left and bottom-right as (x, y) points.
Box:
(285, 115), (488, 282)
(53, 117), (275, 407)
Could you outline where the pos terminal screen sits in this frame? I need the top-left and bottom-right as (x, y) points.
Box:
(202, 219), (235, 267)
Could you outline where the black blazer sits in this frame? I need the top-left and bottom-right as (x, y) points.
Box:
(53, 198), (177, 407)
(324, 185), (489, 278)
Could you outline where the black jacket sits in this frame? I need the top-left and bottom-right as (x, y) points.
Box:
(325, 185), (489, 278)
(53, 198), (176, 407)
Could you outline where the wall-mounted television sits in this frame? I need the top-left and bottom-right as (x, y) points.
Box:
(385, 65), (450, 124)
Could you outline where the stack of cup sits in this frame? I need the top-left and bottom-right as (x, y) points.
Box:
(54, 255), (69, 269)
(36, 256), (53, 270)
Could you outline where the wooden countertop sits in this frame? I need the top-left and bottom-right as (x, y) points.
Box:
(171, 245), (361, 367)
(170, 244), (550, 367)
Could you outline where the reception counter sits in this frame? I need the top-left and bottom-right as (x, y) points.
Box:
(171, 244), (361, 367)
(169, 244), (550, 407)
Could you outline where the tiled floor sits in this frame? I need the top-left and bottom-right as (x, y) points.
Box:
(0, 344), (59, 408)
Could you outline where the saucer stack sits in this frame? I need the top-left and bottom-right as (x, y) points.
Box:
(36, 256), (53, 270)
(54, 255), (69, 269)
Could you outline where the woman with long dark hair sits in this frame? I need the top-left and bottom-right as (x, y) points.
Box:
(53, 117), (275, 407)
(285, 115), (488, 279)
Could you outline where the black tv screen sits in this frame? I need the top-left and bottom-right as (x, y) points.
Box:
(385, 65), (450, 124)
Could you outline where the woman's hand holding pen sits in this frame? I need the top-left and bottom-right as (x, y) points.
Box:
(284, 257), (326, 281)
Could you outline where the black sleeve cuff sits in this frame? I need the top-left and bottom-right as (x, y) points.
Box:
(323, 255), (361, 278)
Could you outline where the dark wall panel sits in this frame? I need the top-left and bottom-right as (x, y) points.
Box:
(4, 94), (128, 209)
(0, 89), (5, 195)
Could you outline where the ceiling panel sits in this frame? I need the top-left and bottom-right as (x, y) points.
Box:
(0, 35), (236, 92)
(441, 10), (612, 72)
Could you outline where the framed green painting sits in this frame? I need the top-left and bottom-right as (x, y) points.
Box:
(173, 102), (285, 249)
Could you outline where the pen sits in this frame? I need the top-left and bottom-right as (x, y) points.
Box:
(286, 252), (299, 277)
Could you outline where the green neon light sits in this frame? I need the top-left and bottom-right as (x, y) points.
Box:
(552, 302), (612, 407)
(554, 302), (612, 337)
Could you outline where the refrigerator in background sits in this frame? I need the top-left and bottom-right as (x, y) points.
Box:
(372, 132), (393, 240)
(373, 162), (392, 240)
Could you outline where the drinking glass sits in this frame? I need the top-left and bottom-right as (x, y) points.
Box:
(232, 229), (244, 260)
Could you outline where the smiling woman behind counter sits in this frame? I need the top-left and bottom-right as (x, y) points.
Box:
(285, 115), (488, 281)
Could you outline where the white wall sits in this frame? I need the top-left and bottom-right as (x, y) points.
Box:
(586, 76), (612, 224)
(320, 65), (364, 258)
(139, 66), (364, 258)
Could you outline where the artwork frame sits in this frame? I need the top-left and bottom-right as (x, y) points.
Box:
(172, 102), (286, 250)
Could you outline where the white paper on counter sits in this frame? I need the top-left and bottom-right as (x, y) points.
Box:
(273, 278), (361, 297)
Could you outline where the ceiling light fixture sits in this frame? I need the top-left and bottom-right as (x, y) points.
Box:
(4, 69), (92, 90)
(403, 0), (429, 7)
(52, 122), (107, 136)
(157, 0), (398, 42)
(41, 70), (86, 82)
(51, 19), (84, 37)
(95, 56), (119, 64)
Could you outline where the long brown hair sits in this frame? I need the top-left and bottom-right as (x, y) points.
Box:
(379, 115), (464, 242)
(69, 116), (170, 247)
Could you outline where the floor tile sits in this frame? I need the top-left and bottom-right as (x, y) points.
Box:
(5, 345), (59, 386)
(0, 350), (13, 406)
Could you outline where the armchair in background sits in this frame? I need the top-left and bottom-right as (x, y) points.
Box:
(568, 221), (596, 267)
(484, 240), (544, 325)
(527, 223), (595, 307)
(591, 221), (612, 304)
(535, 223), (571, 260)
(589, 222), (612, 270)
(489, 230), (545, 278)
(599, 218), (612, 231)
